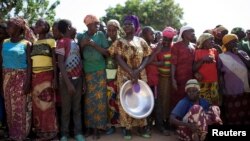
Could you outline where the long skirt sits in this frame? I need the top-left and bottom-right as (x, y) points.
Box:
(107, 80), (120, 126)
(118, 84), (147, 130)
(177, 105), (222, 141)
(199, 82), (220, 106)
(3, 69), (32, 141)
(118, 102), (147, 130)
(157, 75), (171, 120)
(222, 93), (250, 125)
(32, 71), (58, 139)
(84, 70), (107, 129)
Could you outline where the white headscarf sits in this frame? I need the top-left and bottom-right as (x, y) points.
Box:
(177, 25), (194, 42)
(107, 19), (121, 29)
(185, 79), (200, 92)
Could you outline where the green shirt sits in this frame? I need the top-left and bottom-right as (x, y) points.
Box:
(80, 31), (109, 73)
(238, 40), (250, 56)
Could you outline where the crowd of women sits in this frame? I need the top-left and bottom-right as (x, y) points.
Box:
(0, 14), (250, 141)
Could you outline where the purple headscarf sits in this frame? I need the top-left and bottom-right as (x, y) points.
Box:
(123, 15), (140, 33)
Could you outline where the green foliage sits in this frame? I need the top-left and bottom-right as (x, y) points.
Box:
(102, 0), (183, 30)
(0, 0), (60, 25)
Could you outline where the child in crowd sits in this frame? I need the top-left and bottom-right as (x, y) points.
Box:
(55, 19), (85, 141)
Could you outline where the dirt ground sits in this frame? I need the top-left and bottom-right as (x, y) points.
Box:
(68, 128), (178, 141)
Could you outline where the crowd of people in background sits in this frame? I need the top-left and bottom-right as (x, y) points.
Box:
(0, 14), (250, 141)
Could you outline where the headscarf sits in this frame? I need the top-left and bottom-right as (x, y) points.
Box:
(177, 25), (194, 42)
(123, 15), (140, 33)
(213, 25), (228, 38)
(231, 27), (245, 35)
(162, 26), (177, 39)
(83, 14), (100, 26)
(9, 17), (36, 42)
(107, 19), (121, 29)
(197, 33), (214, 49)
(222, 34), (238, 51)
(185, 79), (200, 92)
(203, 29), (213, 34)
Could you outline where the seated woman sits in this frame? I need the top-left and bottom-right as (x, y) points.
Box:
(170, 79), (222, 141)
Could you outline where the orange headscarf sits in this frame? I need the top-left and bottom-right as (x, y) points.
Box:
(83, 14), (99, 26)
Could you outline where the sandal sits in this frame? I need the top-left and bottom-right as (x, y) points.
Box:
(123, 129), (132, 140)
(138, 127), (151, 138)
(106, 126), (116, 135)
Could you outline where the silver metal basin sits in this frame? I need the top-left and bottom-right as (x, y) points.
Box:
(119, 80), (154, 119)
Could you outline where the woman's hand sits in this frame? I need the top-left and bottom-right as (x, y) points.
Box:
(202, 55), (215, 63)
(129, 69), (139, 84)
(80, 38), (91, 47)
(89, 39), (96, 47)
(194, 72), (203, 81)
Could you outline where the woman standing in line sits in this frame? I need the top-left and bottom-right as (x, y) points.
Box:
(105, 19), (122, 135)
(155, 27), (177, 134)
(31, 19), (58, 140)
(218, 34), (250, 125)
(193, 33), (220, 105)
(108, 15), (151, 140)
(80, 14), (109, 140)
(0, 17), (32, 141)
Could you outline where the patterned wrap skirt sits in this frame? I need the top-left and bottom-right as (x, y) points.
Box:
(199, 82), (220, 106)
(177, 105), (222, 141)
(107, 80), (120, 126)
(32, 71), (58, 139)
(3, 69), (32, 141)
(84, 70), (107, 128)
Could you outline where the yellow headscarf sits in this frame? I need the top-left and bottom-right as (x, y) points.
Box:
(197, 33), (214, 49)
(222, 34), (238, 52)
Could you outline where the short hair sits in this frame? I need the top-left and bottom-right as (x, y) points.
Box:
(142, 26), (155, 36)
(58, 19), (72, 34)
(37, 19), (51, 33)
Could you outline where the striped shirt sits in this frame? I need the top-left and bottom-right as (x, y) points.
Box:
(157, 51), (171, 76)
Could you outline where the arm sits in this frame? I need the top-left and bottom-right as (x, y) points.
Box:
(170, 114), (189, 127)
(171, 64), (177, 90)
(57, 54), (75, 95)
(169, 115), (198, 132)
(52, 48), (58, 89)
(147, 43), (162, 65)
(24, 42), (32, 94)
(193, 60), (204, 73)
(80, 38), (109, 57)
(115, 54), (133, 77)
(132, 56), (150, 83)
(136, 56), (150, 73)
(89, 40), (109, 57)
